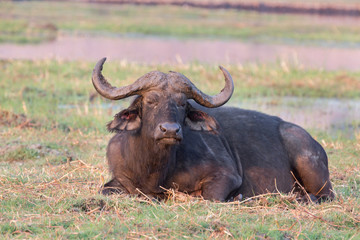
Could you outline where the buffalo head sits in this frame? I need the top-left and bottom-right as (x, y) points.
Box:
(92, 58), (234, 145)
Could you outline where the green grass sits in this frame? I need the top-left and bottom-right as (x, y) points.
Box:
(0, 59), (359, 238)
(0, 60), (360, 239)
(1, 60), (360, 114)
(0, 132), (359, 238)
(0, 18), (57, 44)
(1, 1), (360, 45)
(1, 1), (359, 237)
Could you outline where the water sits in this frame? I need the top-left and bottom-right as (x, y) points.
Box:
(2, 35), (360, 71)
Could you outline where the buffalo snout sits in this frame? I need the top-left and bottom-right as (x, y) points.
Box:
(155, 122), (183, 144)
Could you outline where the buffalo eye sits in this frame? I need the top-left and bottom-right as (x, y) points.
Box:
(177, 101), (186, 108)
(145, 98), (159, 107)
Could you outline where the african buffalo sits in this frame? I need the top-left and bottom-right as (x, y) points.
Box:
(93, 58), (334, 202)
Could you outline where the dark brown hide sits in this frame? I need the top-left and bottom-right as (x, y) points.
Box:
(93, 58), (334, 202)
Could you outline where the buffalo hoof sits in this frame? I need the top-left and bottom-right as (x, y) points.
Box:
(226, 193), (243, 202)
(100, 186), (123, 195)
(234, 193), (243, 201)
(300, 193), (334, 204)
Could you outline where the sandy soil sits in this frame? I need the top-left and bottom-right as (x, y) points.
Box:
(1, 35), (360, 71)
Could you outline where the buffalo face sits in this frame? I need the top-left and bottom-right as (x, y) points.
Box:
(107, 90), (219, 145)
(93, 58), (233, 145)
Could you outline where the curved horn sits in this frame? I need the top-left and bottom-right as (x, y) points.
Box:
(190, 66), (234, 108)
(92, 58), (162, 100)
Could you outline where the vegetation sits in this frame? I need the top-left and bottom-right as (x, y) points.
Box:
(1, 1), (360, 45)
(0, 1), (359, 238)
(0, 59), (359, 238)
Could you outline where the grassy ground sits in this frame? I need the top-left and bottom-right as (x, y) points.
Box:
(0, 59), (359, 238)
(1, 1), (360, 45)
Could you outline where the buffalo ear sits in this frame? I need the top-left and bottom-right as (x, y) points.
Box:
(107, 109), (141, 132)
(185, 108), (219, 134)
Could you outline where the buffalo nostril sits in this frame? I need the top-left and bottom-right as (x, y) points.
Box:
(160, 125), (167, 132)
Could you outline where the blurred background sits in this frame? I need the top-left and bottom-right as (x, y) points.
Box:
(1, 0), (360, 138)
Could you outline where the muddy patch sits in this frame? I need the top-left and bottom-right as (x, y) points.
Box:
(71, 198), (107, 213)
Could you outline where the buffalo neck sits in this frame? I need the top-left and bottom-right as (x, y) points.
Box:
(126, 133), (178, 193)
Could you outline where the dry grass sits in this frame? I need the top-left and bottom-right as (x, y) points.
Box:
(0, 59), (359, 238)
(0, 118), (359, 239)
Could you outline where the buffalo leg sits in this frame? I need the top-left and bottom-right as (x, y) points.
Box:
(280, 122), (334, 201)
(201, 171), (242, 202)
